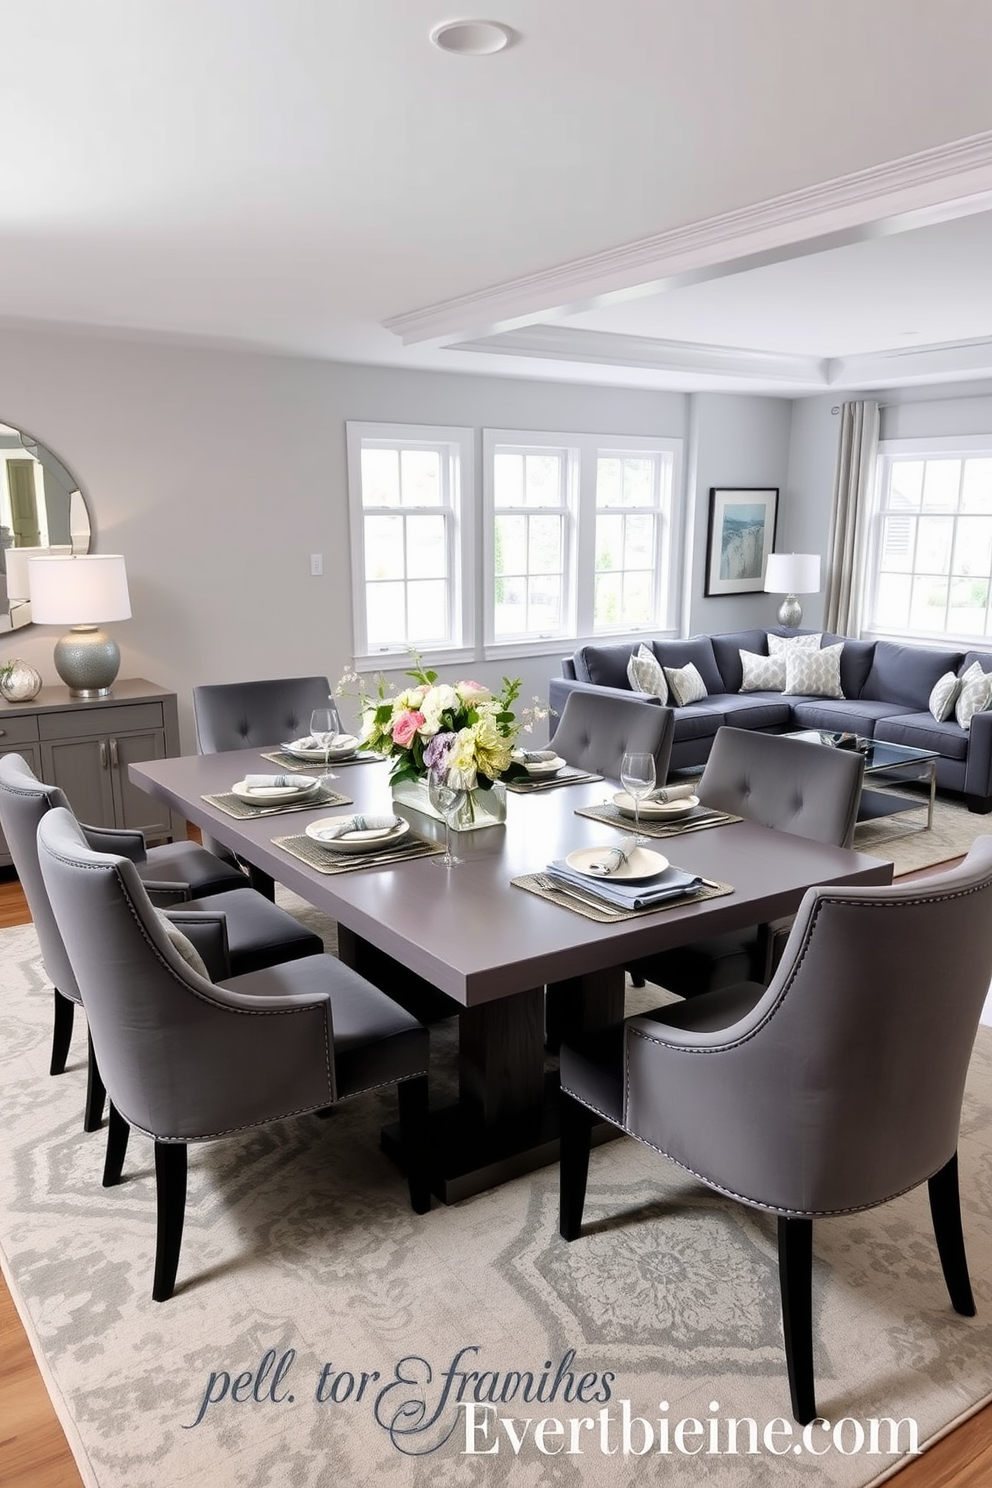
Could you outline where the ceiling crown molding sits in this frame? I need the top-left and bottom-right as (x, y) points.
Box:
(453, 325), (826, 384)
(385, 131), (992, 347)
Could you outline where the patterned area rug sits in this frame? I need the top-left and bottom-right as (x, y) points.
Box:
(3, 920), (992, 1488)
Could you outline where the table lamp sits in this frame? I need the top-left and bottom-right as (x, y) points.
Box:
(27, 554), (132, 697)
(764, 552), (821, 628)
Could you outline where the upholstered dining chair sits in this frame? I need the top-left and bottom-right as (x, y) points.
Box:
(0, 752), (323, 1131)
(558, 835), (992, 1424)
(550, 690), (675, 784)
(192, 675), (335, 894)
(37, 807), (431, 1301)
(628, 727), (865, 997)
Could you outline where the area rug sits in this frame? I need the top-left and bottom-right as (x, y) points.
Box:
(853, 791), (991, 876)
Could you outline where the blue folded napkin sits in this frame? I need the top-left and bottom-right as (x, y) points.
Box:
(546, 860), (704, 911)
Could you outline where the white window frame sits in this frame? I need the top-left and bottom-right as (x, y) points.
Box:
(346, 422), (475, 669)
(482, 429), (683, 660)
(864, 434), (992, 644)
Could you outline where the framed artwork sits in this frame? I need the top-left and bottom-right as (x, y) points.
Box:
(705, 487), (779, 596)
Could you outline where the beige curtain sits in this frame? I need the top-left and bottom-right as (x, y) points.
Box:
(824, 400), (880, 636)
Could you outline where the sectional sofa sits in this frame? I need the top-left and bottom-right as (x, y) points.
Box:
(550, 628), (992, 813)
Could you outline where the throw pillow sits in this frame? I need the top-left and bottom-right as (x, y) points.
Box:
(739, 648), (787, 692)
(929, 670), (962, 723)
(783, 642), (845, 699)
(154, 909), (210, 979)
(767, 632), (823, 656)
(663, 661), (708, 707)
(626, 642), (669, 702)
(954, 661), (992, 731)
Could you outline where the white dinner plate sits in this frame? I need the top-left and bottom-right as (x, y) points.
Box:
(281, 735), (360, 762)
(565, 845), (669, 882)
(305, 817), (411, 854)
(514, 753), (566, 778)
(613, 791), (699, 821)
(230, 777), (322, 805)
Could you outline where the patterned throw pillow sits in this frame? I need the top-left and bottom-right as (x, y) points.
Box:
(155, 910), (210, 979)
(929, 671), (962, 723)
(626, 643), (668, 702)
(739, 648), (787, 692)
(767, 632), (823, 656)
(783, 642), (845, 699)
(664, 661), (708, 707)
(954, 661), (992, 731)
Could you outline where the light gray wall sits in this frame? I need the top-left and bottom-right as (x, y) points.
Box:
(685, 393), (795, 636)
(0, 324), (693, 746)
(879, 390), (992, 441)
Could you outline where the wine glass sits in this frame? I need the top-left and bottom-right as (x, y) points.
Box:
(428, 772), (463, 868)
(310, 705), (343, 783)
(620, 751), (656, 832)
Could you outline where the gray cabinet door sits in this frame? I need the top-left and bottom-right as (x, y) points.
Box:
(40, 735), (118, 830)
(110, 728), (172, 840)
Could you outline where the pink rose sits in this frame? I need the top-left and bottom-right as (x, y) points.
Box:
(392, 710), (425, 748)
(456, 680), (491, 703)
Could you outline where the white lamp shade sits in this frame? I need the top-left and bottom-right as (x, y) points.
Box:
(28, 554), (132, 625)
(764, 552), (821, 595)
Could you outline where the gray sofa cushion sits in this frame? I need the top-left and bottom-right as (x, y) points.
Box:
(860, 640), (964, 711)
(710, 629), (771, 692)
(788, 698), (909, 734)
(716, 694), (793, 730)
(651, 636), (725, 695)
(572, 641), (640, 689)
(960, 651), (992, 679)
(874, 712), (970, 761)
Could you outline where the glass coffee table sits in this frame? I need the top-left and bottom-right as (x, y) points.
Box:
(785, 731), (938, 832)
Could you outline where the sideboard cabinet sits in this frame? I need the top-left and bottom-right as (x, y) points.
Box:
(0, 679), (183, 868)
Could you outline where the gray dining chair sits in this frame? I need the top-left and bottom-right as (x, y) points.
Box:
(628, 728), (865, 997)
(37, 806), (431, 1301)
(192, 675), (335, 894)
(0, 752), (322, 1131)
(558, 835), (992, 1424)
(549, 690), (675, 783)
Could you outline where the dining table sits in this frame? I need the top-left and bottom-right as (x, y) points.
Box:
(129, 748), (894, 1202)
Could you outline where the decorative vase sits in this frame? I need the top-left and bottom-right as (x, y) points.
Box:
(391, 775), (507, 831)
(0, 659), (43, 702)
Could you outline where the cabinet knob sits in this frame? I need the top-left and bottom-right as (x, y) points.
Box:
(110, 738), (119, 768)
(99, 740), (108, 768)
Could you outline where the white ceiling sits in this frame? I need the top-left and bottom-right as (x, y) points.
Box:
(3, 0), (992, 396)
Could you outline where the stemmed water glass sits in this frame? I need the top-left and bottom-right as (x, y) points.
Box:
(310, 705), (343, 784)
(428, 771), (463, 868)
(620, 751), (656, 832)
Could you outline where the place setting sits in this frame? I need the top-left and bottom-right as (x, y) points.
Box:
(575, 781), (743, 839)
(504, 747), (603, 792)
(272, 810), (445, 874)
(262, 704), (383, 773)
(202, 771), (353, 820)
(513, 834), (733, 922)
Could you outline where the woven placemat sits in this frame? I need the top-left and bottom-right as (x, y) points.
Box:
(260, 749), (383, 772)
(505, 768), (603, 794)
(573, 802), (743, 838)
(272, 831), (445, 874)
(202, 785), (353, 820)
(512, 872), (734, 922)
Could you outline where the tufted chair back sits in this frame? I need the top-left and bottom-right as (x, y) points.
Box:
(192, 676), (334, 754)
(698, 727), (864, 847)
(550, 690), (675, 782)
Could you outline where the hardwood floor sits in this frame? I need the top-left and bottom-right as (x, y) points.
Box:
(2, 865), (992, 1487)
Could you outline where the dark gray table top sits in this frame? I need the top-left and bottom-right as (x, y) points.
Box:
(131, 749), (893, 1008)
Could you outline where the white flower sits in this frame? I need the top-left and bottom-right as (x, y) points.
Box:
(418, 683), (460, 737)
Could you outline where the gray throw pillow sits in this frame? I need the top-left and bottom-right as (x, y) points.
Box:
(626, 643), (668, 702)
(929, 671), (962, 723)
(783, 642), (845, 699)
(155, 909), (210, 979)
(663, 661), (708, 706)
(768, 632), (823, 656)
(739, 649), (787, 692)
(955, 661), (992, 731)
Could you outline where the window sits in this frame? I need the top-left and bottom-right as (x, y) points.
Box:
(866, 437), (992, 641)
(484, 430), (682, 654)
(346, 423), (474, 664)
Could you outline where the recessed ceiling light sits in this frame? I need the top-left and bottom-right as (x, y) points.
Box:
(430, 19), (513, 55)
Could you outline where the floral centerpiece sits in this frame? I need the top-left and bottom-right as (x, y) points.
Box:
(337, 657), (547, 827)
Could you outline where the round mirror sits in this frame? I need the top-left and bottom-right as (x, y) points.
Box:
(0, 422), (92, 631)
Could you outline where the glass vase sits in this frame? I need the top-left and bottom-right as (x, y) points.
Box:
(391, 775), (507, 831)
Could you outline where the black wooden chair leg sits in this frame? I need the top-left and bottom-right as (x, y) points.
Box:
(246, 864), (276, 900)
(152, 1142), (188, 1302)
(559, 1092), (595, 1241)
(928, 1152), (976, 1316)
(102, 1103), (130, 1187)
(397, 1074), (431, 1214)
(50, 990), (75, 1075)
(83, 1032), (106, 1132)
(629, 972), (646, 989)
(778, 1215), (816, 1425)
